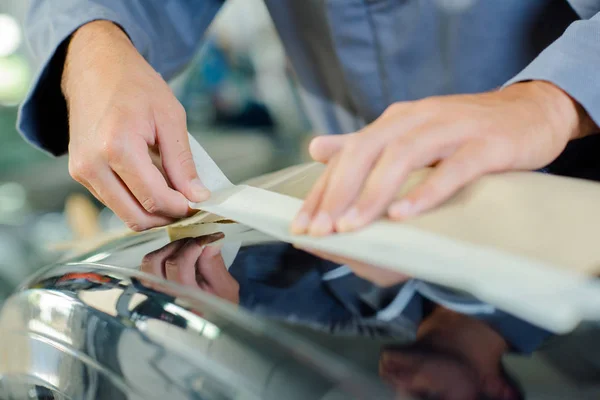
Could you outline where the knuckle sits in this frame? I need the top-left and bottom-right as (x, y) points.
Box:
(416, 97), (445, 115)
(141, 196), (162, 214)
(164, 102), (187, 123)
(125, 221), (150, 232)
(164, 258), (177, 271)
(176, 149), (195, 169)
(68, 157), (94, 182)
(101, 134), (127, 161)
(98, 111), (139, 161)
(140, 254), (153, 267)
(381, 103), (401, 117)
(345, 135), (370, 156)
(164, 259), (181, 277)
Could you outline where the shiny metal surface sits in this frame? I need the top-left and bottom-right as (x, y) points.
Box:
(0, 227), (599, 400)
(0, 231), (393, 400)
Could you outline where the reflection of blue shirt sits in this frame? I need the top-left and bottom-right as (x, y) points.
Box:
(17, 0), (600, 178)
(230, 243), (550, 353)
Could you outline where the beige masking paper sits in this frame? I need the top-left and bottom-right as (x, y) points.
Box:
(177, 135), (600, 333)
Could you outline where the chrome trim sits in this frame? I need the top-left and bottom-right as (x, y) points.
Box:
(0, 255), (392, 399)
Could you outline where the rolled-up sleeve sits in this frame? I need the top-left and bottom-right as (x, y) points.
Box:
(17, 0), (223, 156)
(504, 12), (600, 128)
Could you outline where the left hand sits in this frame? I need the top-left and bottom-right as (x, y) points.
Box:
(292, 81), (597, 236)
(140, 233), (240, 304)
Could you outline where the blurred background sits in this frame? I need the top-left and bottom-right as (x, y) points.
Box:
(0, 0), (313, 303)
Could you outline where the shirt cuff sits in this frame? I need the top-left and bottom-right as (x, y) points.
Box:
(17, 5), (151, 156)
(503, 19), (600, 129)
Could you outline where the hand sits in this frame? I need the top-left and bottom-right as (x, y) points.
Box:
(379, 306), (518, 400)
(140, 233), (240, 304)
(292, 81), (597, 236)
(295, 246), (410, 287)
(63, 21), (210, 232)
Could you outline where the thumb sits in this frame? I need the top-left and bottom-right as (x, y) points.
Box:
(156, 105), (210, 203)
(309, 134), (352, 163)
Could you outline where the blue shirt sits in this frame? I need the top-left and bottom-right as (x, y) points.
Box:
(231, 243), (550, 353)
(17, 0), (600, 176)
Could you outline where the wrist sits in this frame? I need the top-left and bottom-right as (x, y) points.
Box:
(62, 20), (135, 104)
(514, 81), (597, 141)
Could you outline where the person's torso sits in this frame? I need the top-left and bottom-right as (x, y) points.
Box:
(263, 0), (581, 134)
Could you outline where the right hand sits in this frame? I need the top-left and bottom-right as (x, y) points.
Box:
(62, 21), (210, 231)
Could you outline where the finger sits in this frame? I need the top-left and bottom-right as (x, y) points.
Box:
(154, 104), (210, 203)
(148, 144), (169, 182)
(308, 107), (426, 236)
(109, 134), (193, 219)
(336, 128), (455, 232)
(308, 134), (352, 163)
(196, 232), (226, 246)
(141, 239), (187, 277)
(197, 244), (240, 302)
(307, 135), (386, 236)
(164, 238), (206, 286)
(290, 155), (338, 235)
(88, 169), (174, 231)
(388, 141), (496, 220)
(197, 244), (227, 286)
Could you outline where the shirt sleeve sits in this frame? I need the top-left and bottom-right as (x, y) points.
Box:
(17, 0), (223, 156)
(376, 280), (551, 354)
(504, 12), (600, 128)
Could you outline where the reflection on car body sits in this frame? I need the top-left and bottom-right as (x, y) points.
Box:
(0, 228), (598, 399)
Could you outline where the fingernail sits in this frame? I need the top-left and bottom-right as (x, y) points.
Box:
(190, 178), (210, 202)
(209, 232), (225, 241)
(309, 212), (333, 236)
(291, 212), (310, 234)
(195, 232), (225, 245)
(337, 207), (360, 232)
(388, 200), (417, 219)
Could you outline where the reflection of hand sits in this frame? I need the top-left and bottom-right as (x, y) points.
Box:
(379, 349), (519, 400)
(140, 233), (239, 304)
(379, 350), (479, 400)
(63, 21), (209, 232)
(379, 305), (520, 400)
(292, 81), (597, 236)
(295, 246), (409, 287)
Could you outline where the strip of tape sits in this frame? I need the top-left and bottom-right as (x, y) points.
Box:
(187, 134), (600, 333)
